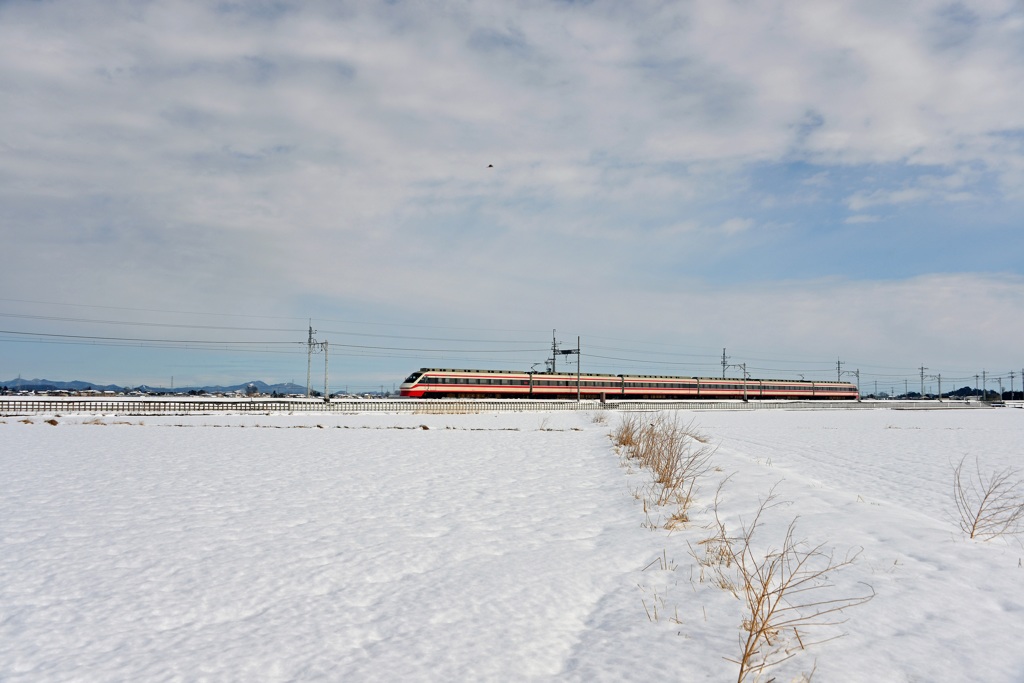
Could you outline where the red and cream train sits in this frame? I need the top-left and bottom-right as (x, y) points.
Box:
(400, 368), (859, 401)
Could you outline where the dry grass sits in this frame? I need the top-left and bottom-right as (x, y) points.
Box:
(614, 413), (716, 518)
(709, 485), (874, 683)
(953, 455), (1024, 540)
(687, 480), (740, 595)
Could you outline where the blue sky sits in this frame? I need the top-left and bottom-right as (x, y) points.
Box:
(2, 0), (1023, 392)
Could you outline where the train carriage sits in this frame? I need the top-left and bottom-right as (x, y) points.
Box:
(399, 368), (859, 401)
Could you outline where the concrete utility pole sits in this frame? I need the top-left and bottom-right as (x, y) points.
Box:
(1010, 371), (1016, 400)
(725, 361), (750, 402)
(919, 366), (927, 398)
(550, 330), (581, 399)
(983, 370), (987, 401)
(840, 367), (861, 402)
(558, 338), (580, 400)
(304, 322), (331, 400)
(925, 371), (943, 402)
(306, 321), (315, 398)
(551, 330), (558, 374)
(836, 359), (844, 382)
(722, 349), (729, 379)
(975, 374), (980, 399)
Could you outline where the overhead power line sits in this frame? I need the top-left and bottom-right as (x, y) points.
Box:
(0, 330), (300, 345)
(0, 312), (303, 333)
(0, 329), (547, 356)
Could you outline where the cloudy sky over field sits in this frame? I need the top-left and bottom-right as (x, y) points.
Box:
(2, 0), (1023, 388)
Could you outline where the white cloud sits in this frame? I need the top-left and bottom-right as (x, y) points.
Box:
(717, 218), (755, 235)
(1, 0), (1023, 379)
(844, 214), (882, 224)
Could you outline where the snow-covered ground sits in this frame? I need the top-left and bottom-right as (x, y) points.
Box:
(2, 408), (1023, 681)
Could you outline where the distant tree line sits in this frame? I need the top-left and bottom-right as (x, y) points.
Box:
(861, 386), (1022, 401)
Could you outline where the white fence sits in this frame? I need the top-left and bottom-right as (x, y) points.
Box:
(0, 396), (998, 416)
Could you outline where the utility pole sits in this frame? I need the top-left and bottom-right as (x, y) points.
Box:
(306, 321), (315, 398)
(919, 366), (927, 399)
(983, 370), (987, 401)
(1011, 371), (1016, 400)
(551, 330), (558, 374)
(555, 336), (580, 400)
(305, 322), (331, 400)
(836, 359), (844, 382)
(548, 330), (580, 398)
(975, 374), (980, 399)
(840, 367), (861, 402)
(722, 349), (729, 379)
(725, 361), (749, 402)
(926, 373), (942, 402)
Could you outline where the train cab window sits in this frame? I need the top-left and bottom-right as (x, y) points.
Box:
(404, 372), (423, 383)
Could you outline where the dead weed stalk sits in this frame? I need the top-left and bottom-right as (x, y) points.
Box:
(953, 455), (1024, 540)
(709, 484), (874, 683)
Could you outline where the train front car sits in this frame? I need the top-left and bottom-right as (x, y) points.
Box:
(399, 368), (536, 399)
(399, 371), (427, 398)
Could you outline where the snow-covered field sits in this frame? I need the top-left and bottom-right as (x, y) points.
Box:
(2, 408), (1023, 681)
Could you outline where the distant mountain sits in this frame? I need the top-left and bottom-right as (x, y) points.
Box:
(165, 380), (311, 395)
(1, 378), (125, 392)
(1, 378), (309, 395)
